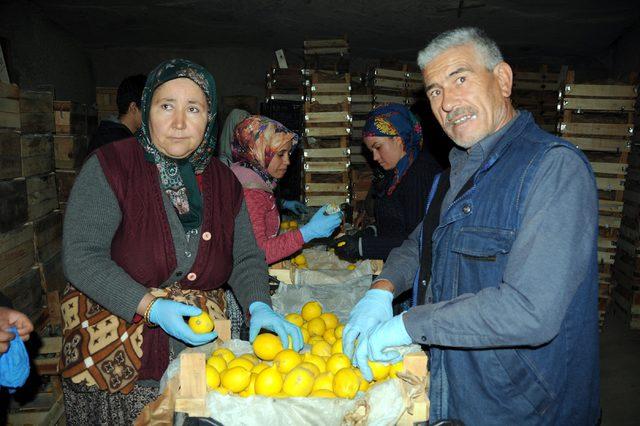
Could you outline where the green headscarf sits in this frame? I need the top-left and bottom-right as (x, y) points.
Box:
(136, 59), (218, 231)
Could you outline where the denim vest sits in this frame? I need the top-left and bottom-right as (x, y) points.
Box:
(428, 113), (600, 424)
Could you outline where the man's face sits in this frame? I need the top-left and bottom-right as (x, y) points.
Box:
(422, 43), (513, 149)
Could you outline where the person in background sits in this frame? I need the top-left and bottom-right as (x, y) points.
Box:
(231, 115), (342, 265)
(343, 27), (600, 424)
(61, 59), (301, 424)
(87, 74), (147, 153)
(329, 104), (441, 263)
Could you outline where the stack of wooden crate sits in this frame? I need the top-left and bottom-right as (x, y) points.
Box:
(53, 100), (90, 213)
(368, 67), (423, 107)
(557, 72), (637, 327)
(266, 67), (308, 103)
(303, 37), (349, 74)
(302, 71), (352, 207)
(95, 86), (118, 123)
(512, 65), (566, 134)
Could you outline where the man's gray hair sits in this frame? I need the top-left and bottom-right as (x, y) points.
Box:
(417, 27), (503, 71)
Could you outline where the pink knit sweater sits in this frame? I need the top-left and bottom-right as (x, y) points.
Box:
(231, 164), (305, 265)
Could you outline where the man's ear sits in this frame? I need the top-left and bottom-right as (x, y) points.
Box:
(128, 101), (138, 114)
(493, 61), (513, 98)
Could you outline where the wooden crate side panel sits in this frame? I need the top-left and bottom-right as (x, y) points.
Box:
(0, 179), (28, 232)
(26, 173), (59, 221)
(0, 130), (22, 179)
(54, 135), (87, 169)
(20, 134), (54, 176)
(34, 210), (63, 263)
(0, 266), (42, 321)
(39, 251), (66, 293)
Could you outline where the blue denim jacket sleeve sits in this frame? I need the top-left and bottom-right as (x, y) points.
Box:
(403, 148), (598, 347)
(374, 221), (422, 296)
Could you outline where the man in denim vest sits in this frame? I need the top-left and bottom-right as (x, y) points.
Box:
(342, 27), (600, 425)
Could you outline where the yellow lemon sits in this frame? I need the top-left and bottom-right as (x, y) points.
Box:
(255, 366), (284, 396)
(301, 301), (323, 321)
(221, 366), (252, 393)
(301, 327), (310, 344)
(293, 254), (307, 266)
(298, 361), (321, 377)
(251, 362), (270, 375)
(334, 324), (344, 339)
(303, 353), (327, 373)
(333, 368), (360, 399)
(239, 373), (258, 397)
(289, 220), (298, 229)
(285, 313), (304, 327)
(187, 311), (215, 334)
(206, 355), (227, 374)
(312, 371), (334, 392)
(346, 264), (356, 271)
(326, 353), (352, 375)
(331, 338), (343, 354)
(310, 389), (336, 398)
(253, 333), (283, 361)
(205, 365), (220, 390)
(323, 328), (336, 345)
(212, 348), (235, 363)
(274, 349), (302, 374)
(307, 317), (326, 337)
(240, 353), (260, 365)
(280, 221), (290, 230)
(311, 341), (332, 358)
(368, 360), (391, 381)
(319, 312), (339, 329)
(308, 335), (324, 345)
(228, 357), (255, 371)
(282, 366), (315, 397)
(354, 368), (371, 391)
(389, 360), (405, 379)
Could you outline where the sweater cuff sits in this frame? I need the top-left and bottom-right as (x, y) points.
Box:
(403, 303), (438, 345)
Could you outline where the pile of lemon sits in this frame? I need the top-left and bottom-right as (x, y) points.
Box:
(291, 253), (308, 269)
(279, 220), (298, 231)
(203, 301), (403, 399)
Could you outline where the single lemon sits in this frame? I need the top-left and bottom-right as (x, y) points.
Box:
(331, 338), (343, 354)
(303, 353), (327, 373)
(293, 254), (307, 266)
(334, 324), (345, 339)
(311, 341), (332, 358)
(206, 355), (227, 374)
(240, 353), (260, 365)
(282, 366), (315, 397)
(253, 333), (283, 361)
(274, 349), (303, 374)
(346, 264), (356, 271)
(326, 353), (352, 375)
(307, 317), (326, 337)
(228, 357), (255, 371)
(310, 389), (336, 398)
(221, 366), (252, 393)
(285, 313), (304, 327)
(212, 348), (235, 363)
(301, 301), (323, 321)
(368, 360), (391, 381)
(205, 365), (220, 390)
(187, 311), (215, 334)
(354, 368), (371, 391)
(333, 368), (360, 399)
(239, 373), (258, 397)
(280, 221), (290, 230)
(289, 220), (298, 229)
(312, 371), (334, 392)
(389, 360), (405, 378)
(323, 328), (337, 344)
(319, 312), (339, 329)
(251, 362), (270, 375)
(298, 361), (321, 377)
(255, 366), (283, 396)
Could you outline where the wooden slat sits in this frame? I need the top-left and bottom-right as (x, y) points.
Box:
(598, 236), (617, 250)
(304, 111), (350, 123)
(351, 94), (373, 103)
(305, 127), (350, 137)
(20, 134), (54, 177)
(564, 84), (636, 98)
(304, 147), (350, 158)
(559, 122), (633, 137)
(0, 111), (21, 129)
(34, 210), (62, 263)
(213, 319), (231, 341)
(310, 83), (350, 93)
(598, 251), (615, 264)
(0, 178), (28, 232)
(304, 47), (349, 55)
(0, 82), (20, 99)
(309, 95), (350, 104)
(175, 353), (207, 418)
(304, 161), (349, 172)
(596, 177), (625, 191)
(373, 94), (407, 103)
(0, 223), (35, 286)
(373, 78), (406, 90)
(566, 136), (630, 153)
(406, 81), (424, 91)
(268, 93), (305, 102)
(591, 162), (627, 175)
(351, 129), (362, 139)
(373, 68), (407, 79)
(303, 39), (348, 49)
(513, 81), (560, 91)
(0, 130), (22, 179)
(599, 215), (621, 229)
(599, 200), (624, 213)
(26, 173), (58, 221)
(305, 195), (350, 206)
(0, 98), (20, 113)
(351, 103), (373, 113)
(304, 182), (349, 192)
(562, 98), (636, 112)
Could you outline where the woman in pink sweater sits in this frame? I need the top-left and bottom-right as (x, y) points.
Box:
(231, 116), (342, 265)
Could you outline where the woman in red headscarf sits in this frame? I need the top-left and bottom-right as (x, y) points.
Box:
(231, 116), (342, 264)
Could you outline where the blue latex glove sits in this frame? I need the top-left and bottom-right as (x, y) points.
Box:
(249, 302), (303, 351)
(343, 289), (393, 372)
(299, 205), (342, 243)
(0, 327), (30, 393)
(281, 200), (308, 215)
(366, 313), (412, 362)
(149, 299), (218, 346)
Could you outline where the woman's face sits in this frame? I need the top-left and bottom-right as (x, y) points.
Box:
(364, 136), (406, 170)
(149, 78), (208, 159)
(266, 139), (293, 179)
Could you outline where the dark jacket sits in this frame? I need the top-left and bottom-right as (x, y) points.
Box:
(361, 149), (442, 260)
(87, 119), (133, 154)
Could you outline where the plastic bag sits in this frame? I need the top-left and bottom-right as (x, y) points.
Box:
(0, 327), (30, 393)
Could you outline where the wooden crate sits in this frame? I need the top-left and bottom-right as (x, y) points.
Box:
(0, 130), (23, 179)
(38, 251), (66, 293)
(0, 132), (54, 179)
(55, 169), (77, 203)
(0, 223), (35, 287)
(95, 86), (117, 110)
(33, 210), (62, 263)
(0, 178), (28, 232)
(0, 266), (42, 322)
(0, 82), (21, 130)
(53, 100), (88, 135)
(53, 134), (87, 170)
(26, 173), (59, 221)
(20, 91), (54, 134)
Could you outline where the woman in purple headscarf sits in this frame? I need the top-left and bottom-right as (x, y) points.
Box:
(330, 103), (442, 262)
